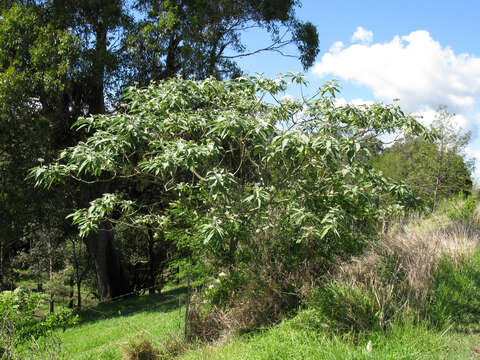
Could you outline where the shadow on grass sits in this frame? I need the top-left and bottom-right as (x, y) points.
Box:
(76, 285), (190, 325)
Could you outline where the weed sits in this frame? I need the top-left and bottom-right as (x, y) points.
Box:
(121, 335), (159, 360)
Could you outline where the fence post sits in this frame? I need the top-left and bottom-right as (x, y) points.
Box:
(184, 270), (191, 339)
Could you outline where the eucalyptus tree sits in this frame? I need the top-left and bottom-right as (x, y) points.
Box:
(129, 0), (319, 83)
(29, 74), (427, 301)
(1, 0), (320, 296)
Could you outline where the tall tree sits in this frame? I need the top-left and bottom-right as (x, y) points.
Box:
(50, 0), (132, 114)
(371, 107), (473, 209)
(2, 0), (320, 299)
(0, 3), (77, 287)
(128, 0), (319, 83)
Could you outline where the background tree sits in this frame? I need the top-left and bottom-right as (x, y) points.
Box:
(0, 3), (78, 289)
(128, 0), (319, 83)
(371, 107), (473, 209)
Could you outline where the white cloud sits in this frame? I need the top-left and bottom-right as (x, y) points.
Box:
(312, 30), (480, 126)
(412, 106), (469, 129)
(329, 41), (344, 54)
(351, 27), (373, 44)
(281, 93), (294, 101)
(350, 98), (374, 107)
(313, 28), (480, 179)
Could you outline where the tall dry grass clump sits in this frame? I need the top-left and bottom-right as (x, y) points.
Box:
(311, 205), (480, 332)
(340, 218), (478, 304)
(121, 332), (187, 360)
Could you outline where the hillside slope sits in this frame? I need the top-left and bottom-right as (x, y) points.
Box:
(50, 202), (480, 360)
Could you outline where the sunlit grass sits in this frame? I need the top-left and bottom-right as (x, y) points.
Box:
(53, 290), (186, 360)
(180, 317), (474, 360)
(50, 282), (478, 360)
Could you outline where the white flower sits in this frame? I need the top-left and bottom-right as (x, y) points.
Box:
(214, 278), (220, 284)
(208, 284), (214, 289)
(218, 272), (226, 277)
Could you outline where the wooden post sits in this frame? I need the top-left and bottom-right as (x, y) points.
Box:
(184, 270), (191, 339)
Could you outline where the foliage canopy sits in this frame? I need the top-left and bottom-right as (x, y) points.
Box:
(30, 75), (428, 281)
(371, 107), (473, 208)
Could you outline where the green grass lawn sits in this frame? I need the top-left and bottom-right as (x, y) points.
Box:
(48, 287), (479, 360)
(52, 288), (187, 360)
(181, 318), (477, 360)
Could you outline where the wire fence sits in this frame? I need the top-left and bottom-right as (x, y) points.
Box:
(66, 280), (193, 338)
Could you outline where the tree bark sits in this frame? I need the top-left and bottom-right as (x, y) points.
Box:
(160, 34), (181, 80)
(48, 238), (54, 313)
(77, 280), (82, 309)
(147, 229), (155, 294)
(433, 136), (446, 210)
(68, 277), (74, 309)
(0, 243), (3, 289)
(86, 222), (130, 301)
(90, 21), (106, 115)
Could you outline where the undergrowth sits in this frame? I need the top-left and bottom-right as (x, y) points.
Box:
(302, 196), (480, 336)
(32, 197), (480, 359)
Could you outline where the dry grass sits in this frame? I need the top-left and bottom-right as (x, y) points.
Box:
(332, 213), (480, 328)
(187, 286), (298, 342)
(121, 332), (187, 360)
(121, 335), (160, 360)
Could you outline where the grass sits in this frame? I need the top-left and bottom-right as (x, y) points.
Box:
(48, 289), (479, 360)
(428, 248), (480, 332)
(180, 317), (476, 360)
(47, 280), (480, 360)
(38, 200), (480, 359)
(49, 288), (187, 360)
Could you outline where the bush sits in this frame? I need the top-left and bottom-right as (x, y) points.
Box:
(0, 287), (78, 358)
(188, 235), (320, 341)
(307, 282), (382, 333)
(121, 333), (187, 360)
(122, 336), (159, 360)
(447, 194), (477, 223)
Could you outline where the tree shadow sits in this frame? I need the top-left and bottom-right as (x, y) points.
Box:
(76, 285), (189, 325)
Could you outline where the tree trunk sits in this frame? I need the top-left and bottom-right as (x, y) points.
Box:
(68, 277), (74, 308)
(147, 229), (155, 294)
(433, 137), (446, 210)
(48, 238), (54, 313)
(77, 280), (82, 309)
(90, 20), (106, 115)
(36, 271), (43, 292)
(71, 238), (83, 309)
(0, 243), (3, 289)
(86, 222), (130, 301)
(160, 34), (180, 80)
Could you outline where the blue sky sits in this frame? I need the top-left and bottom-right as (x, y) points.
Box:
(233, 0), (480, 179)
